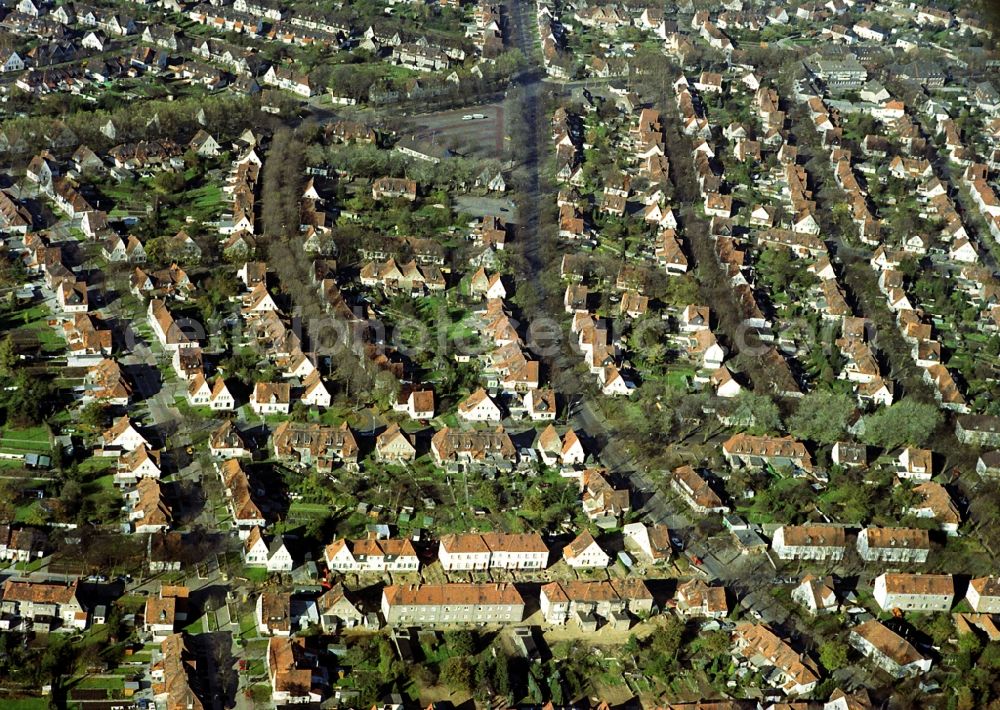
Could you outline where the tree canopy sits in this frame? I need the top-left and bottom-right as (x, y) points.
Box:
(729, 390), (783, 435)
(860, 399), (942, 450)
(788, 390), (855, 444)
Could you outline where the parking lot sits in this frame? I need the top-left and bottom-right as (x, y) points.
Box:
(400, 101), (507, 159)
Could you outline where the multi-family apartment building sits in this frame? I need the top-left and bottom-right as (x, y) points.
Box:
(438, 533), (548, 571)
(873, 573), (954, 612)
(0, 579), (87, 631)
(271, 421), (359, 471)
(722, 433), (814, 473)
(856, 527), (930, 564)
(539, 580), (654, 628)
(151, 633), (208, 710)
(850, 620), (932, 678)
(966, 576), (1000, 613)
(324, 537), (420, 574)
(732, 624), (820, 696)
(771, 525), (847, 561)
(430, 426), (517, 468)
(381, 584), (525, 626)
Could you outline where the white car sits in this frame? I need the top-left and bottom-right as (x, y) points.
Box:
(462, 114), (474, 120)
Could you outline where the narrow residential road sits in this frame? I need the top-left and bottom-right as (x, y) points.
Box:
(785, 97), (934, 401)
(503, 0), (546, 275)
(501, 0), (703, 544)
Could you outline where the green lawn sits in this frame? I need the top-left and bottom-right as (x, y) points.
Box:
(184, 616), (206, 634)
(0, 303), (51, 332)
(75, 675), (125, 690)
(78, 457), (116, 474)
(0, 425), (51, 454)
(0, 698), (50, 710)
(88, 474), (116, 492)
(239, 612), (259, 638)
(243, 567), (269, 584)
(14, 502), (45, 524)
(189, 183), (223, 210)
(287, 501), (332, 519)
(117, 595), (148, 612)
(666, 368), (695, 390)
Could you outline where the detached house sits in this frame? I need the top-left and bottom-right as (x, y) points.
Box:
(704, 193), (733, 218)
(908, 482), (961, 535)
(525, 388), (557, 421)
(251, 382), (291, 415)
(243, 527), (294, 572)
(457, 388), (503, 422)
(375, 424), (417, 463)
(394, 389), (435, 420)
(57, 281), (88, 314)
(563, 530), (610, 569)
(623, 522), (671, 564)
(209, 420), (249, 458)
(671, 465), (728, 514)
(0, 51), (25, 73)
(896, 447), (933, 480)
(299, 371), (331, 408)
(102, 416), (149, 453)
(255, 590), (295, 636)
(578, 468), (630, 522)
(675, 579), (728, 619)
(172, 347), (204, 382)
(791, 575), (838, 615)
(148, 299), (197, 351)
(189, 129), (221, 157)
